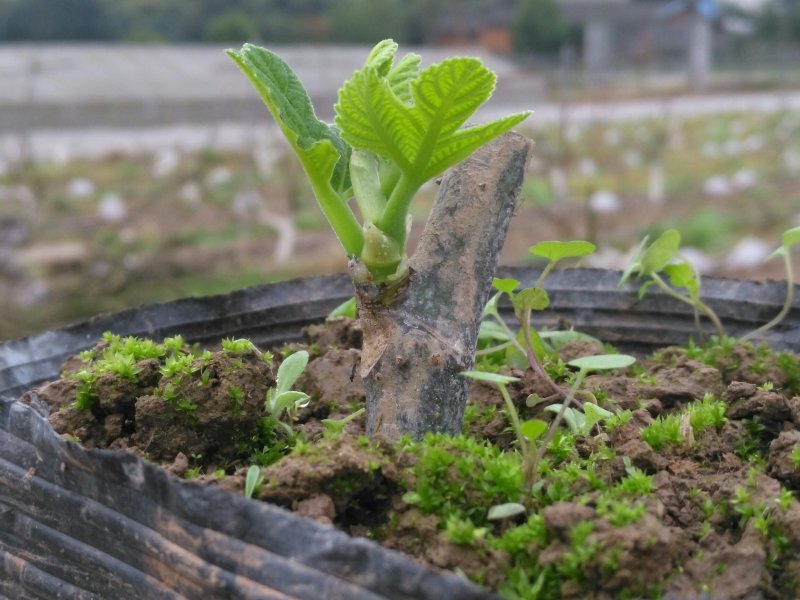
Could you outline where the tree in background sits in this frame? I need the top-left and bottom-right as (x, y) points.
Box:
(205, 10), (259, 43)
(328, 0), (412, 43)
(512, 0), (571, 54)
(2, 0), (115, 40)
(757, 0), (800, 42)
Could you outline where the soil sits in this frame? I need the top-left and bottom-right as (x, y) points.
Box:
(20, 317), (800, 599)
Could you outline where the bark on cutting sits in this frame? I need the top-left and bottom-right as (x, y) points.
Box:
(353, 132), (532, 441)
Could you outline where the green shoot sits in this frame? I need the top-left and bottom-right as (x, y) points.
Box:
(321, 407), (366, 437)
(544, 401), (613, 436)
(621, 229), (725, 338)
(265, 350), (311, 433)
(244, 465), (264, 499)
(460, 371), (546, 492)
(229, 40), (530, 282)
(327, 297), (357, 319)
(478, 240), (595, 396)
(742, 226), (800, 343)
(533, 355), (635, 477)
(790, 446), (800, 469)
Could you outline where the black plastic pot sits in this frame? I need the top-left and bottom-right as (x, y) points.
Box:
(1, 268), (799, 599)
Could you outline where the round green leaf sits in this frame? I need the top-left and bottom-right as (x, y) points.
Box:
(519, 418), (548, 442)
(783, 226), (800, 250)
(640, 229), (681, 276)
(511, 287), (550, 313)
(460, 371), (520, 385)
(568, 354), (636, 372)
(529, 240), (596, 262)
(487, 502), (526, 520)
(492, 278), (520, 294)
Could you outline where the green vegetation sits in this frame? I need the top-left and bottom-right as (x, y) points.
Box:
(264, 350), (311, 433)
(621, 229), (726, 338)
(641, 394), (727, 451)
(0, 0), (570, 49)
(229, 40), (529, 281)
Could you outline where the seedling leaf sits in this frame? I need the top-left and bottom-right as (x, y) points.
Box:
(328, 297), (357, 319)
(276, 350), (309, 395)
(511, 287), (550, 313)
(568, 354), (636, 372)
(663, 261), (699, 298)
(583, 402), (614, 431)
(545, 404), (584, 434)
(478, 320), (512, 342)
(520, 419), (548, 442)
(539, 330), (603, 349)
(783, 226), (800, 249)
(487, 502), (526, 520)
(461, 371), (520, 385)
(492, 278), (520, 294)
(529, 240), (596, 262)
(244, 465), (263, 499)
(640, 229), (681, 276)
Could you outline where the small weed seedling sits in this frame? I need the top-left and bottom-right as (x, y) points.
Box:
(742, 226), (800, 343)
(265, 350), (311, 434)
(460, 371), (546, 495)
(544, 400), (614, 436)
(321, 407), (366, 437)
(621, 229), (725, 338)
(229, 40), (529, 282)
(532, 354), (635, 480)
(244, 464), (264, 499)
(478, 240), (596, 396)
(462, 352), (633, 509)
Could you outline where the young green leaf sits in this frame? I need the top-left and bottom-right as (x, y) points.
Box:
(276, 350), (309, 395)
(568, 354), (636, 372)
(228, 45), (350, 194)
(583, 402), (614, 432)
(538, 330), (603, 349)
(270, 390), (311, 415)
(460, 371), (520, 385)
(511, 287), (550, 314)
(244, 465), (263, 499)
(335, 55), (530, 201)
(529, 240), (596, 263)
(783, 226), (800, 249)
(520, 418), (548, 442)
(328, 297), (357, 319)
(640, 229), (681, 276)
(545, 404), (584, 434)
(492, 277), (520, 294)
(228, 44), (363, 256)
(478, 320), (512, 342)
(487, 502), (526, 520)
(663, 261), (699, 298)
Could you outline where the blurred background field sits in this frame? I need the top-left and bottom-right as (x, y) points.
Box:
(1, 0), (799, 340)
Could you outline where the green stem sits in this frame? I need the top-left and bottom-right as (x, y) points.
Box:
(500, 384), (528, 459)
(307, 172), (364, 257)
(490, 312), (557, 393)
(742, 252), (795, 343)
(500, 383), (536, 492)
(528, 369), (587, 489)
(475, 341), (513, 356)
(651, 273), (725, 338)
(534, 261), (556, 288)
(377, 173), (418, 248)
(518, 309), (561, 396)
